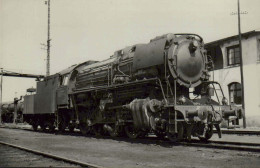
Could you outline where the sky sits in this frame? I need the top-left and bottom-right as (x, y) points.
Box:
(0, 0), (260, 102)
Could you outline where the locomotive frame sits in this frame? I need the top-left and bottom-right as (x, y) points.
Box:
(23, 33), (242, 142)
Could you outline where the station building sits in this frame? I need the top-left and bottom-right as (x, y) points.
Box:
(205, 30), (260, 127)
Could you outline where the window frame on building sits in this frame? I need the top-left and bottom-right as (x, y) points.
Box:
(228, 82), (242, 104)
(227, 45), (240, 66)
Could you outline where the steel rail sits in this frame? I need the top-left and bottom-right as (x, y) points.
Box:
(207, 140), (260, 147)
(213, 130), (260, 135)
(179, 141), (260, 153)
(117, 136), (260, 153)
(1, 126), (260, 153)
(112, 136), (260, 153)
(0, 141), (104, 168)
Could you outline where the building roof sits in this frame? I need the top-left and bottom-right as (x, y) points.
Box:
(205, 30), (260, 47)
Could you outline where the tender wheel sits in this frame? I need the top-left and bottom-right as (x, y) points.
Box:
(124, 125), (140, 139)
(58, 122), (66, 132)
(79, 122), (90, 135)
(167, 122), (184, 142)
(68, 125), (75, 133)
(40, 123), (47, 131)
(32, 124), (38, 131)
(199, 124), (213, 141)
(46, 121), (55, 132)
(48, 125), (55, 132)
(58, 116), (66, 132)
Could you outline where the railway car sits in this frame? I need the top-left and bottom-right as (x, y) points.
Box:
(1, 101), (23, 123)
(23, 33), (242, 142)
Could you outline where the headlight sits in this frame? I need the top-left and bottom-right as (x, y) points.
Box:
(222, 97), (228, 105)
(193, 40), (199, 47)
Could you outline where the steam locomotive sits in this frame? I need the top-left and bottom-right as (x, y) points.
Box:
(23, 33), (242, 141)
(1, 101), (23, 123)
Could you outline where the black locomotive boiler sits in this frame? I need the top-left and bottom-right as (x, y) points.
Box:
(23, 33), (242, 142)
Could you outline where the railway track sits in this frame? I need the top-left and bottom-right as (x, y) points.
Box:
(0, 141), (103, 168)
(179, 140), (260, 153)
(1, 125), (260, 153)
(130, 137), (260, 153)
(3, 124), (260, 135)
(214, 129), (260, 135)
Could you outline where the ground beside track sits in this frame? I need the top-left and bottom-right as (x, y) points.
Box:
(0, 128), (260, 168)
(0, 144), (80, 167)
(210, 133), (260, 144)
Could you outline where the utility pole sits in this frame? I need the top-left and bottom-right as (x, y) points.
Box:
(0, 68), (3, 123)
(231, 0), (247, 128)
(46, 0), (51, 76)
(237, 0), (246, 128)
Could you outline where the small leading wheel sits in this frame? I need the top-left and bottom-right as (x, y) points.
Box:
(199, 124), (213, 141)
(124, 125), (140, 139)
(167, 122), (184, 142)
(109, 125), (125, 137)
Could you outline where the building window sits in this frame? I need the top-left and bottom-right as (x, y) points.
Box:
(228, 82), (242, 104)
(227, 45), (240, 65)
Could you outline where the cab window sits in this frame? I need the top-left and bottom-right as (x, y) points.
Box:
(60, 74), (69, 86)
